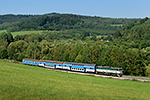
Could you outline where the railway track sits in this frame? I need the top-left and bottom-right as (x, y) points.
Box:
(49, 68), (150, 82)
(1, 59), (150, 82)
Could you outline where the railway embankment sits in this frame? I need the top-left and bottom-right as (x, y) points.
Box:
(53, 69), (150, 83)
(1, 59), (150, 82)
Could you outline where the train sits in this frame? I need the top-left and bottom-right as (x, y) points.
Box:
(22, 58), (123, 77)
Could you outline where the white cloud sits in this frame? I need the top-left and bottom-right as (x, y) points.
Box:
(0, 10), (5, 12)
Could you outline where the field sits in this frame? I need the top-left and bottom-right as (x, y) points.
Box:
(0, 30), (43, 37)
(0, 28), (115, 37)
(110, 24), (123, 27)
(0, 30), (7, 33)
(0, 61), (150, 100)
(11, 30), (44, 37)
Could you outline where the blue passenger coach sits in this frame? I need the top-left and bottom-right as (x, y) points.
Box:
(63, 62), (96, 72)
(22, 58), (40, 66)
(39, 60), (63, 69)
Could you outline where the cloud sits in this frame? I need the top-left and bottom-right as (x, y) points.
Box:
(0, 10), (5, 12)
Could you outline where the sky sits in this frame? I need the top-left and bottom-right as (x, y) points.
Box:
(0, 0), (149, 18)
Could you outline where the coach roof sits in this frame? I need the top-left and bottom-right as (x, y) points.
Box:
(63, 62), (96, 67)
(40, 60), (63, 64)
(23, 58), (40, 62)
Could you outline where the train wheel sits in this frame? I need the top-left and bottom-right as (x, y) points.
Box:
(95, 71), (98, 74)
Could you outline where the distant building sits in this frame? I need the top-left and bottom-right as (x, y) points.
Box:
(105, 40), (109, 42)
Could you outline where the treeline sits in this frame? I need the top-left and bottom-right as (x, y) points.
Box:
(0, 32), (149, 76)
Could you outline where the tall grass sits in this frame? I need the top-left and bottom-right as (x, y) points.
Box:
(0, 61), (150, 100)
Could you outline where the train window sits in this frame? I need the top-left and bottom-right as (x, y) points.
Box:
(113, 69), (117, 71)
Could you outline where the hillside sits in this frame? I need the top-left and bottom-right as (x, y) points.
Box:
(0, 61), (150, 99)
(0, 14), (39, 30)
(0, 13), (139, 35)
(0, 14), (39, 24)
(114, 17), (150, 40)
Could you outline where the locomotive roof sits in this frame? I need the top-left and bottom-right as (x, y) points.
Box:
(63, 62), (96, 67)
(40, 60), (63, 64)
(97, 66), (123, 69)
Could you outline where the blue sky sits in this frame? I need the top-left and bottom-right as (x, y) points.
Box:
(0, 0), (149, 18)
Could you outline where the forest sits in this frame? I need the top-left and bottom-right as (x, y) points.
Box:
(0, 13), (150, 76)
(0, 13), (138, 34)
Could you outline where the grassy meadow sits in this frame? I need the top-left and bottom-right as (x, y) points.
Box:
(0, 61), (150, 100)
(0, 30), (43, 37)
(0, 28), (115, 38)
(0, 30), (7, 33)
(11, 30), (44, 37)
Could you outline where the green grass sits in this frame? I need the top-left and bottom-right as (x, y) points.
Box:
(1, 29), (115, 39)
(0, 30), (7, 33)
(11, 29), (115, 36)
(11, 30), (44, 37)
(110, 24), (123, 27)
(0, 61), (150, 100)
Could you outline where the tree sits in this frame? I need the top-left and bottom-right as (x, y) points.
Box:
(0, 48), (8, 59)
(90, 34), (97, 41)
(109, 46), (123, 67)
(0, 38), (8, 49)
(7, 40), (28, 59)
(114, 30), (122, 38)
(75, 54), (83, 63)
(40, 40), (50, 58)
(0, 32), (13, 44)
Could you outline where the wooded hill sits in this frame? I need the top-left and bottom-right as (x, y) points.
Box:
(114, 17), (150, 40)
(0, 13), (139, 35)
(0, 14), (39, 30)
